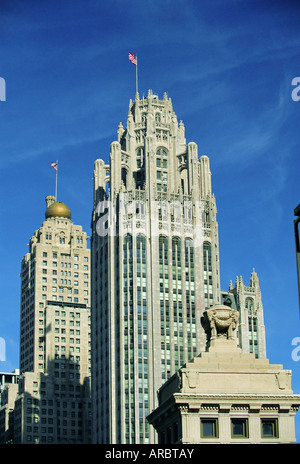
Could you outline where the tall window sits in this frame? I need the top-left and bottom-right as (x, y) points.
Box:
(185, 239), (196, 360)
(123, 234), (133, 443)
(246, 298), (258, 357)
(172, 237), (183, 371)
(136, 234), (148, 443)
(203, 242), (213, 309)
(121, 167), (128, 188)
(123, 234), (149, 443)
(136, 148), (145, 187)
(159, 236), (169, 381)
(156, 148), (168, 192)
(136, 148), (144, 168)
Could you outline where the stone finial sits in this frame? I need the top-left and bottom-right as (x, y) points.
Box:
(45, 195), (56, 208)
(117, 122), (124, 141)
(205, 305), (239, 350)
(250, 268), (259, 287)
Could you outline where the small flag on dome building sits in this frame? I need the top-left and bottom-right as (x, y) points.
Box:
(51, 162), (57, 171)
(129, 52), (137, 65)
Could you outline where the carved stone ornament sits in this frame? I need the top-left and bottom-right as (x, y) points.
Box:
(206, 305), (239, 341)
(275, 371), (291, 390)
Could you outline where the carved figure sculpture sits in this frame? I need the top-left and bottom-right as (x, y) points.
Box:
(206, 305), (239, 341)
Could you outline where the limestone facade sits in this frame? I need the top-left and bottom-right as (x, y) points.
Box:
(0, 196), (92, 444)
(91, 91), (222, 444)
(20, 195), (91, 375)
(148, 305), (300, 444)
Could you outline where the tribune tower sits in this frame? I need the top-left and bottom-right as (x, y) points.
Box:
(91, 90), (222, 444)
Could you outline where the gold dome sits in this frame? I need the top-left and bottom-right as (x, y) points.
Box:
(45, 201), (72, 220)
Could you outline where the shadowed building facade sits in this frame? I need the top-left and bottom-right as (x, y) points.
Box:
(0, 196), (92, 444)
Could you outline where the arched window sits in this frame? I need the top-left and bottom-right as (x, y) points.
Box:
(181, 168), (188, 195)
(185, 239), (194, 267)
(248, 315), (258, 357)
(105, 179), (109, 197)
(136, 148), (144, 169)
(203, 242), (212, 269)
(159, 236), (168, 263)
(172, 237), (181, 264)
(59, 234), (65, 244)
(121, 167), (128, 188)
(245, 297), (254, 312)
(136, 234), (146, 260)
(123, 234), (132, 259)
(157, 148), (167, 157)
(156, 149), (168, 192)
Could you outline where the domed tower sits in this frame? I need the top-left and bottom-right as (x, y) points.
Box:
(45, 195), (72, 220)
(18, 194), (92, 442)
(20, 195), (90, 375)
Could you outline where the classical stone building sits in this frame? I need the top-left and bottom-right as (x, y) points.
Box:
(90, 90), (267, 444)
(0, 196), (92, 444)
(148, 305), (300, 444)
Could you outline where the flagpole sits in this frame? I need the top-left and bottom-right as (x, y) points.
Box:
(55, 160), (58, 201)
(129, 52), (138, 94)
(136, 55), (138, 94)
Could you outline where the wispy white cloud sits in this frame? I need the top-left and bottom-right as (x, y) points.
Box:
(0, 129), (114, 169)
(219, 77), (293, 164)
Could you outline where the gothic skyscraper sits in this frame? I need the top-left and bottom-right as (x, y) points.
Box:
(91, 90), (224, 444)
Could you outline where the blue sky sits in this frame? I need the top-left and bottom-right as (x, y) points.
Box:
(1, 0), (300, 440)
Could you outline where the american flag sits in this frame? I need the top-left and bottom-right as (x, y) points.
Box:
(51, 162), (57, 171)
(129, 52), (137, 65)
